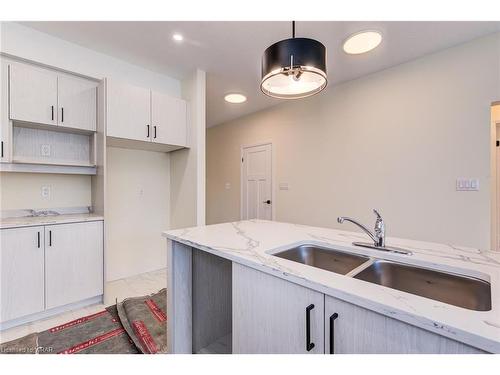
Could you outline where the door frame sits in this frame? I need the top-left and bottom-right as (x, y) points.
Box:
(240, 141), (275, 221)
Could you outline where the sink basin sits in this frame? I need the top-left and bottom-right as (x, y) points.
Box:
(273, 245), (369, 275)
(354, 260), (491, 311)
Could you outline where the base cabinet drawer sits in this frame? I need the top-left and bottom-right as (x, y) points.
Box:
(0, 226), (45, 322)
(45, 221), (103, 309)
(232, 263), (324, 354)
(325, 295), (485, 354)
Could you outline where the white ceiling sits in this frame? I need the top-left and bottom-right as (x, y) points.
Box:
(21, 21), (500, 127)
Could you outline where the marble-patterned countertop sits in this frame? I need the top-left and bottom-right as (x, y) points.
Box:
(163, 220), (500, 353)
(0, 213), (104, 229)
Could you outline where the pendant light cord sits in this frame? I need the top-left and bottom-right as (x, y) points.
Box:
(292, 21), (295, 38)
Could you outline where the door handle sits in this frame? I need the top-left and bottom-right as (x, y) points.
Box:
(263, 200), (271, 204)
(305, 304), (315, 352)
(329, 313), (339, 354)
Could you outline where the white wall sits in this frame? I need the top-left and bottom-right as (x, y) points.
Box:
(106, 147), (170, 280)
(170, 69), (206, 228)
(0, 173), (91, 210)
(207, 33), (500, 250)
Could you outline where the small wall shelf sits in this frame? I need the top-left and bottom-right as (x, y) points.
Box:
(0, 162), (97, 175)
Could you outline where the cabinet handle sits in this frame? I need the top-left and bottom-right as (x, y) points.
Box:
(51, 106), (54, 121)
(37, 231), (40, 248)
(305, 304), (315, 352)
(147, 124), (150, 138)
(1, 141), (3, 158)
(61, 107), (64, 123)
(154, 125), (157, 139)
(49, 230), (52, 246)
(329, 313), (339, 354)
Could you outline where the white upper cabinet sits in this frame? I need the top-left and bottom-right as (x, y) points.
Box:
(58, 75), (97, 131)
(9, 63), (58, 126)
(8, 62), (97, 132)
(106, 79), (151, 142)
(151, 90), (187, 147)
(1, 60), (10, 162)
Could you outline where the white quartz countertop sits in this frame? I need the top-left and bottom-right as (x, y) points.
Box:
(0, 213), (104, 229)
(163, 220), (500, 353)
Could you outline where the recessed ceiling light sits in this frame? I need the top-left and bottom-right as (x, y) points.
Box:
(343, 30), (382, 55)
(172, 33), (184, 42)
(224, 93), (247, 104)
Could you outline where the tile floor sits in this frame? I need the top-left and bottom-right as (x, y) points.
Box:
(0, 268), (166, 344)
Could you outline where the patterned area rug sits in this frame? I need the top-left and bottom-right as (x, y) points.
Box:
(0, 289), (166, 354)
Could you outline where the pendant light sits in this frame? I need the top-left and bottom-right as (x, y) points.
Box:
(260, 21), (327, 99)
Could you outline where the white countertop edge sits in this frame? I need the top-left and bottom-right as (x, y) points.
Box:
(1, 214), (104, 229)
(163, 228), (500, 353)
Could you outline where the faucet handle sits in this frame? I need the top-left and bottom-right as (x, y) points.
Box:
(373, 209), (382, 220)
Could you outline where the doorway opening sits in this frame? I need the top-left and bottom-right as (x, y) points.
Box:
(240, 143), (273, 220)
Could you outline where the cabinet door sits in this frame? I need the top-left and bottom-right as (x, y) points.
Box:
(1, 60), (10, 162)
(45, 221), (103, 309)
(9, 63), (58, 126)
(233, 263), (324, 354)
(325, 295), (484, 354)
(151, 91), (187, 146)
(106, 79), (151, 142)
(0, 226), (45, 322)
(58, 75), (97, 131)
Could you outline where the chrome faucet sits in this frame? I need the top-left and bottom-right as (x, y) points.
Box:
(337, 209), (411, 255)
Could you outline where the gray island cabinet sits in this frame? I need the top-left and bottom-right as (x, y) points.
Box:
(166, 239), (486, 354)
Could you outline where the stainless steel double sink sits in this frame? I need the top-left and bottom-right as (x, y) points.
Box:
(273, 244), (491, 311)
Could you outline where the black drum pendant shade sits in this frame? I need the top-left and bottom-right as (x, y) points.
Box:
(261, 22), (327, 99)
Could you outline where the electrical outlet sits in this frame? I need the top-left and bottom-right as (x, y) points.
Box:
(225, 182), (231, 190)
(456, 178), (479, 191)
(279, 182), (289, 190)
(41, 185), (51, 199)
(41, 144), (51, 157)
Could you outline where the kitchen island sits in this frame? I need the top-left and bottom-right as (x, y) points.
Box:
(163, 220), (500, 354)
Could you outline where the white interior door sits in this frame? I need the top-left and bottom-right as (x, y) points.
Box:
(241, 143), (272, 220)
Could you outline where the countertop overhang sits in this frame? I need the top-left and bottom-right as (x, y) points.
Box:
(163, 220), (500, 353)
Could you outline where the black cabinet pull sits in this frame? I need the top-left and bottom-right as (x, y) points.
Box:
(147, 124), (150, 138)
(305, 304), (315, 352)
(49, 230), (52, 246)
(329, 313), (339, 354)
(51, 105), (54, 121)
(61, 107), (64, 122)
(153, 125), (157, 139)
(37, 231), (40, 248)
(1, 141), (3, 158)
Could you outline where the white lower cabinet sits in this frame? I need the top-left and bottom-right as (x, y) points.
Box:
(45, 221), (103, 309)
(324, 295), (484, 354)
(231, 263), (485, 354)
(232, 263), (324, 354)
(0, 226), (45, 322)
(0, 221), (103, 324)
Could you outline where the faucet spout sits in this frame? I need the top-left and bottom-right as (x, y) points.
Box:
(337, 216), (378, 244)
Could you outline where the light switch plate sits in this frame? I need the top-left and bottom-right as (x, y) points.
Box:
(456, 178), (479, 191)
(225, 182), (231, 190)
(279, 182), (289, 190)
